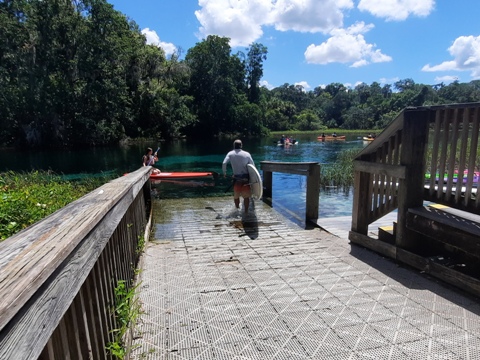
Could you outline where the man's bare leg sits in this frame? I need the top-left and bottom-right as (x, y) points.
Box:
(244, 197), (250, 213)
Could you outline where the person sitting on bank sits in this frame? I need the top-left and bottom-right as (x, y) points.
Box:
(142, 147), (161, 175)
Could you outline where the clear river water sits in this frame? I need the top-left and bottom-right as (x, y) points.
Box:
(0, 133), (368, 226)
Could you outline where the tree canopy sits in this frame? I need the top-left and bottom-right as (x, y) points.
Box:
(1, 0), (480, 148)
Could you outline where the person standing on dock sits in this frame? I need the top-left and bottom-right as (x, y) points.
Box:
(222, 139), (255, 213)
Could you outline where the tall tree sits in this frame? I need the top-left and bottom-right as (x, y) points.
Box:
(184, 35), (246, 136)
(245, 43), (267, 104)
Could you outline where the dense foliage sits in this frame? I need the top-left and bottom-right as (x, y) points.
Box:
(1, 0), (480, 148)
(0, 170), (116, 240)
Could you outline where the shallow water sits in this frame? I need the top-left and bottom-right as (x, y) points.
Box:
(0, 133), (367, 226)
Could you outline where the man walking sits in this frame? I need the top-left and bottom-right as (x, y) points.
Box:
(222, 139), (255, 213)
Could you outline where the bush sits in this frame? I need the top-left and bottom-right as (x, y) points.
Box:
(0, 171), (115, 241)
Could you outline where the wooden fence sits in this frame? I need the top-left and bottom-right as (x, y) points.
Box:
(0, 167), (152, 360)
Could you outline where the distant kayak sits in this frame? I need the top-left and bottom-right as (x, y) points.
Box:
(425, 170), (480, 184)
(150, 171), (218, 180)
(363, 137), (375, 142)
(317, 135), (346, 141)
(276, 140), (299, 146)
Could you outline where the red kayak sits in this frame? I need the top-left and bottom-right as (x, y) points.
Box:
(150, 171), (218, 180)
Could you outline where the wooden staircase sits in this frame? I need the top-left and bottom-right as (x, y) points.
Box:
(349, 103), (480, 297)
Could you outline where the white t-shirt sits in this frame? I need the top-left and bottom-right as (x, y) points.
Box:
(222, 149), (254, 176)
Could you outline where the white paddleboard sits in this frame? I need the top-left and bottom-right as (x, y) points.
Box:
(247, 164), (263, 199)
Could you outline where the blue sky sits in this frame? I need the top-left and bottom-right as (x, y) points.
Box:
(109, 0), (480, 91)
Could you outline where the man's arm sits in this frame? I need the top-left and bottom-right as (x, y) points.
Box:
(222, 154), (230, 176)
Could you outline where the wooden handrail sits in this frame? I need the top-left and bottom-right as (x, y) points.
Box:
(0, 167), (152, 359)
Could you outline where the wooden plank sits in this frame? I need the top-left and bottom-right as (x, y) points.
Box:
(436, 109), (451, 200)
(396, 109), (430, 250)
(398, 246), (480, 298)
(428, 261), (480, 297)
(353, 161), (406, 179)
(260, 161), (319, 176)
(305, 164), (320, 221)
(467, 107), (480, 207)
(348, 231), (397, 259)
(445, 109), (460, 199)
(0, 168), (150, 332)
(72, 293), (92, 358)
(0, 185), (147, 359)
(355, 111), (405, 159)
(428, 109), (443, 196)
(84, 277), (102, 360)
(63, 300), (84, 360)
(406, 207), (480, 254)
(396, 248), (428, 271)
(98, 252), (115, 344)
(351, 171), (371, 234)
(454, 108), (471, 202)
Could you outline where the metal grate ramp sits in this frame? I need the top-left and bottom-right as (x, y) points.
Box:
(131, 197), (480, 359)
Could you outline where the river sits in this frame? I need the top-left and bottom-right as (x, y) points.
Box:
(0, 133), (367, 226)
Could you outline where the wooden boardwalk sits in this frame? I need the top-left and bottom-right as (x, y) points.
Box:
(131, 196), (480, 359)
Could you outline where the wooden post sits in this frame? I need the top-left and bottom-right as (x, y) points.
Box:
(396, 109), (430, 251)
(351, 167), (372, 235)
(263, 170), (272, 199)
(306, 164), (320, 221)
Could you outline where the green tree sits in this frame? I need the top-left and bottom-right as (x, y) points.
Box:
(184, 35), (246, 136)
(245, 43), (267, 104)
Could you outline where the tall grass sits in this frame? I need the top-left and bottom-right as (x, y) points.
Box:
(320, 149), (358, 188)
(0, 171), (116, 241)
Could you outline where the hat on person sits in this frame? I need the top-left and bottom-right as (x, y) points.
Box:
(234, 139), (242, 149)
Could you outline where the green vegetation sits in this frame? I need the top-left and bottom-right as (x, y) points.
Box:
(1, 1), (479, 148)
(106, 280), (143, 359)
(0, 171), (115, 240)
(320, 149), (358, 188)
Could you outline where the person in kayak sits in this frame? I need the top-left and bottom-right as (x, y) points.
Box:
(222, 139), (255, 213)
(142, 147), (161, 174)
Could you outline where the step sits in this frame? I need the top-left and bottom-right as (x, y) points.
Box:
(406, 204), (480, 255)
(378, 224), (395, 244)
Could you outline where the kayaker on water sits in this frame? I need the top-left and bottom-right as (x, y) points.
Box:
(143, 147), (161, 174)
(222, 139), (255, 214)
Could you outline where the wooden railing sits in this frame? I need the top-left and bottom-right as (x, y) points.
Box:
(350, 103), (480, 253)
(261, 161), (320, 222)
(424, 105), (480, 213)
(0, 167), (152, 360)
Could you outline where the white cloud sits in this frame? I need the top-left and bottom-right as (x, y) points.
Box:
(304, 22), (392, 67)
(141, 28), (177, 56)
(422, 35), (480, 78)
(195, 0), (272, 47)
(294, 81), (311, 91)
(270, 0), (354, 33)
(379, 77), (400, 84)
(434, 75), (459, 83)
(260, 80), (275, 90)
(357, 0), (435, 21)
(194, 0), (354, 47)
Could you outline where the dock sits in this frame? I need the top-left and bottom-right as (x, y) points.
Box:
(131, 196), (480, 359)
